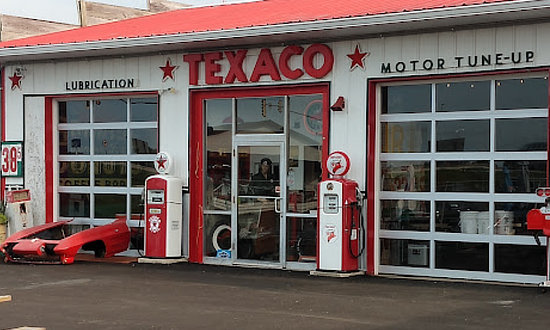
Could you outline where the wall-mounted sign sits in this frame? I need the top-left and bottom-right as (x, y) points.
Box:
(326, 151), (350, 177)
(1, 142), (23, 177)
(381, 51), (535, 74)
(184, 44), (334, 86)
(64, 78), (137, 91)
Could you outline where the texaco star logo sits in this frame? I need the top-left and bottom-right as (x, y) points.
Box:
(9, 72), (23, 90)
(347, 44), (369, 71)
(154, 152), (172, 174)
(159, 58), (179, 82)
(149, 215), (161, 234)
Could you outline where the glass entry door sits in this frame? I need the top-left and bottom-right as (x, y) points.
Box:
(234, 141), (285, 264)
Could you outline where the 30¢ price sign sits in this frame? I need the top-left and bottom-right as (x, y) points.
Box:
(1, 142), (23, 177)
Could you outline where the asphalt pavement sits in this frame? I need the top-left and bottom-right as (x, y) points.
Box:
(1, 259), (550, 330)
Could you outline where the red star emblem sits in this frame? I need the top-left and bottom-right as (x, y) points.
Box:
(159, 59), (178, 82)
(9, 73), (23, 90)
(156, 155), (167, 170)
(347, 45), (369, 70)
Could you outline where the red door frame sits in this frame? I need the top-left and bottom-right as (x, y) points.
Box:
(366, 67), (550, 275)
(188, 83), (330, 263)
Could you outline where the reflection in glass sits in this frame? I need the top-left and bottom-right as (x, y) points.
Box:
(286, 217), (316, 262)
(381, 85), (431, 114)
(59, 101), (90, 123)
(494, 244), (546, 275)
(94, 129), (127, 154)
(94, 194), (126, 218)
(237, 197), (279, 261)
(436, 81), (490, 112)
(380, 239), (430, 267)
(494, 202), (536, 236)
(381, 161), (430, 192)
(94, 161), (127, 187)
(59, 161), (90, 186)
(59, 130), (90, 155)
(236, 97), (284, 134)
(495, 118), (547, 151)
(436, 161), (489, 192)
(60, 193), (90, 217)
(435, 201), (488, 233)
(382, 121), (430, 153)
(496, 78), (548, 110)
(131, 194), (145, 215)
(93, 99), (127, 123)
(494, 161), (546, 194)
(436, 241), (488, 271)
(237, 145), (280, 261)
(130, 97), (158, 122)
(381, 200), (430, 231)
(205, 99), (232, 211)
(288, 94), (323, 214)
(204, 214), (231, 257)
(131, 162), (155, 187)
(436, 120), (489, 152)
(131, 128), (157, 154)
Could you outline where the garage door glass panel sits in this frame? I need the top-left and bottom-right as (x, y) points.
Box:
(59, 130), (90, 155)
(382, 121), (431, 153)
(236, 97), (284, 134)
(131, 161), (155, 187)
(380, 239), (430, 268)
(436, 81), (490, 112)
(59, 161), (90, 186)
(94, 194), (126, 218)
(381, 161), (430, 192)
(130, 97), (158, 122)
(381, 200), (430, 231)
(131, 128), (158, 154)
(494, 202), (535, 236)
(494, 160), (546, 193)
(435, 201), (489, 233)
(436, 120), (490, 152)
(381, 85), (431, 114)
(494, 244), (546, 275)
(436, 161), (489, 192)
(93, 99), (127, 123)
(495, 118), (547, 151)
(94, 129), (127, 154)
(94, 161), (127, 187)
(496, 78), (548, 110)
(60, 193), (90, 217)
(59, 100), (90, 123)
(436, 241), (489, 271)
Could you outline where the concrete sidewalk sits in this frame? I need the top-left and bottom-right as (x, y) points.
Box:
(1, 260), (549, 329)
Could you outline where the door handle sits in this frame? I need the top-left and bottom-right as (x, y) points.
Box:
(274, 197), (282, 213)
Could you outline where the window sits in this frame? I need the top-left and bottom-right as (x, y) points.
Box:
(57, 96), (158, 227)
(379, 76), (548, 279)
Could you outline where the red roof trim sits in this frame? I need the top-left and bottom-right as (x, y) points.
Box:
(0, 0), (519, 49)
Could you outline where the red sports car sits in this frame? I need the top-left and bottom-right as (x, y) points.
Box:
(0, 218), (130, 264)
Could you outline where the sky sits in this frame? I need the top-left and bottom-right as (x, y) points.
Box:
(0, 0), (259, 25)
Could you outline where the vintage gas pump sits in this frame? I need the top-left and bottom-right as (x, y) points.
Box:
(144, 153), (183, 258)
(317, 151), (363, 272)
(527, 187), (550, 288)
